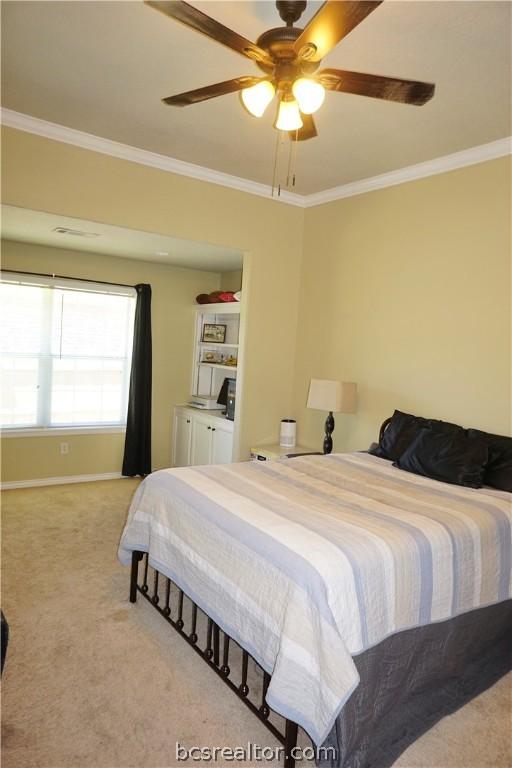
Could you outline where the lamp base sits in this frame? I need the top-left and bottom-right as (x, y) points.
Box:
(323, 411), (335, 454)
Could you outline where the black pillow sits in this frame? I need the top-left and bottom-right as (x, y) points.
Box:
(467, 429), (512, 492)
(394, 428), (489, 488)
(370, 409), (463, 462)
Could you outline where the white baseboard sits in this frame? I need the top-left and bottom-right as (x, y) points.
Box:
(1, 472), (125, 490)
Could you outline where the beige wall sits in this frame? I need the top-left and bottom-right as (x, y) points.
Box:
(220, 270), (243, 292)
(293, 157), (512, 452)
(2, 127), (510, 480)
(1, 127), (305, 479)
(1, 239), (221, 481)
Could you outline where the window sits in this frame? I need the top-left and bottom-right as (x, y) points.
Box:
(0, 273), (136, 430)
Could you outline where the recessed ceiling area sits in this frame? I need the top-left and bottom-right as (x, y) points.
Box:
(1, 1), (511, 195)
(1, 206), (243, 272)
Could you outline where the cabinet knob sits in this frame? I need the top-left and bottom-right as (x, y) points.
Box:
(207, 426), (211, 430)
(212, 428), (216, 432)
(186, 419), (190, 424)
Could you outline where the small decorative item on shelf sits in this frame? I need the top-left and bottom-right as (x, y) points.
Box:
(203, 351), (224, 363)
(195, 290), (239, 305)
(218, 292), (237, 303)
(224, 355), (237, 367)
(202, 323), (227, 343)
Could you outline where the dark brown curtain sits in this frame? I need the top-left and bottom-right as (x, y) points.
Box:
(122, 284), (152, 476)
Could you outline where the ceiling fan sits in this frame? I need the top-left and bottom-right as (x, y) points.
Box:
(146, 0), (435, 141)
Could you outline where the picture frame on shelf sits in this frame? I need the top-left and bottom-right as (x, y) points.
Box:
(202, 323), (227, 343)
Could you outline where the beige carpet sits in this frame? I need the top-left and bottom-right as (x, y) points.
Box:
(1, 479), (510, 768)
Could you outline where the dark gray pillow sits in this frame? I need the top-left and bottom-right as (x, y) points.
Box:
(467, 429), (512, 492)
(394, 428), (489, 489)
(370, 409), (463, 462)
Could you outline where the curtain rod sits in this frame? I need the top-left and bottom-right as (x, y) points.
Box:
(1, 268), (135, 290)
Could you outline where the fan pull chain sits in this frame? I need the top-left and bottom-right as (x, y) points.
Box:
(278, 131), (285, 197)
(271, 128), (280, 197)
(291, 130), (299, 187)
(271, 131), (299, 196)
(286, 134), (293, 188)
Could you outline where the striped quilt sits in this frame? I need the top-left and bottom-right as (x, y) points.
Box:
(118, 452), (511, 745)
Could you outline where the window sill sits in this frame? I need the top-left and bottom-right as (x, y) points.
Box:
(1, 426), (127, 439)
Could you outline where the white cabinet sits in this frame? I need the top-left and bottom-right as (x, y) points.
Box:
(190, 413), (214, 466)
(173, 410), (192, 467)
(211, 421), (235, 465)
(173, 406), (234, 467)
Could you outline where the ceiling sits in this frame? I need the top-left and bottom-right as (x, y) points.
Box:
(1, 1), (511, 195)
(1, 205), (243, 272)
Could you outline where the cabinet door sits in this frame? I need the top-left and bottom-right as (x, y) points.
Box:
(190, 416), (213, 466)
(211, 423), (233, 465)
(173, 411), (192, 467)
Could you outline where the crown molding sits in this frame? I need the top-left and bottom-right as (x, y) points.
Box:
(2, 109), (510, 209)
(303, 136), (512, 207)
(0, 108), (305, 208)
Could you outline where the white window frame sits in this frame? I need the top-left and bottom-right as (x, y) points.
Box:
(0, 272), (136, 436)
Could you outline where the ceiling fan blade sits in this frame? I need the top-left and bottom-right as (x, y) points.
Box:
(294, 1), (383, 63)
(318, 68), (435, 105)
(289, 113), (318, 141)
(163, 77), (263, 106)
(145, 1), (273, 66)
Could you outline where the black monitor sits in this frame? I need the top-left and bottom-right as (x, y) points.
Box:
(217, 377), (230, 408)
(217, 377), (236, 419)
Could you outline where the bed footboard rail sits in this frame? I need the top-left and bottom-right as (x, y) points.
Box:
(129, 550), (299, 768)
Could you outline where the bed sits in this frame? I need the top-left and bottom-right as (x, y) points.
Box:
(118, 448), (511, 767)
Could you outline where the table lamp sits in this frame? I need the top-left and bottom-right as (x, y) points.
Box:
(307, 379), (357, 454)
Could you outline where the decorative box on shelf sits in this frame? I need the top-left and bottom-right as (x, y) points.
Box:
(250, 443), (319, 462)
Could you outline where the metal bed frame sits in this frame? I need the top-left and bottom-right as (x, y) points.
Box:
(128, 423), (394, 764)
(129, 550), (299, 767)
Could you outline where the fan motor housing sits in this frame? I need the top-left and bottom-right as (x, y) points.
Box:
(255, 26), (319, 75)
(257, 26), (301, 57)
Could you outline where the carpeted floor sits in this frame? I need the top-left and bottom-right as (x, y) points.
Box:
(1, 479), (510, 768)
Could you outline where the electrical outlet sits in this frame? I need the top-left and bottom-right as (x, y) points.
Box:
(60, 442), (69, 455)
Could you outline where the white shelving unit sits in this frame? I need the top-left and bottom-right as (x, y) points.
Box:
(192, 302), (241, 404)
(172, 301), (242, 468)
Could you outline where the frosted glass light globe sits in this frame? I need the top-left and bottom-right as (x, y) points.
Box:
(275, 99), (303, 131)
(241, 81), (275, 118)
(292, 78), (325, 115)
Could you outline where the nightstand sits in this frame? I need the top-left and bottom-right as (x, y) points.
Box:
(250, 443), (320, 461)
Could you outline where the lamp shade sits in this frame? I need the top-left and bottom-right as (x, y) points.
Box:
(306, 379), (357, 413)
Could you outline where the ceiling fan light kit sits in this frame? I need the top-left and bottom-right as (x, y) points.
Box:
(146, 0), (435, 192)
(240, 80), (276, 118)
(275, 97), (303, 131)
(292, 77), (326, 114)
(240, 76), (325, 121)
